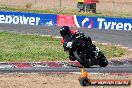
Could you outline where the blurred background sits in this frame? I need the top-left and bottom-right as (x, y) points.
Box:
(0, 0), (132, 17)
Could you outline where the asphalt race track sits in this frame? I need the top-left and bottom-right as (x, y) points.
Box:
(0, 24), (132, 74)
(0, 24), (132, 48)
(0, 60), (132, 73)
(0, 67), (132, 73)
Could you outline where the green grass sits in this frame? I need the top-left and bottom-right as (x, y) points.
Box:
(0, 7), (131, 18)
(0, 31), (129, 62)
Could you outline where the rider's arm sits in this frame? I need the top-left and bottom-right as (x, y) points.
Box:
(61, 37), (64, 45)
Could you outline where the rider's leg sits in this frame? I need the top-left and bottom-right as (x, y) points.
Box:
(91, 44), (96, 51)
(85, 36), (92, 44)
(86, 37), (99, 58)
(85, 36), (97, 51)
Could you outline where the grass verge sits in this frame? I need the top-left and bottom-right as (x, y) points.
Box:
(0, 31), (130, 62)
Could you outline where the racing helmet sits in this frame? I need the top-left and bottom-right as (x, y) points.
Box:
(60, 26), (70, 37)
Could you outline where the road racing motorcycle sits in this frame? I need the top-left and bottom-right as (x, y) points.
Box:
(62, 33), (108, 67)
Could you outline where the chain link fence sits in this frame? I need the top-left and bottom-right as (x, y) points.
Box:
(0, 0), (132, 16)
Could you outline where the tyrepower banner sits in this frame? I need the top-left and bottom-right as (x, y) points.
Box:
(0, 11), (131, 31)
(0, 11), (57, 26)
(57, 14), (132, 31)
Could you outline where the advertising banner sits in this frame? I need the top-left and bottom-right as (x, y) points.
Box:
(0, 11), (131, 31)
(0, 11), (57, 26)
(57, 14), (132, 31)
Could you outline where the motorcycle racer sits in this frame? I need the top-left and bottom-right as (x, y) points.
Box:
(60, 26), (97, 61)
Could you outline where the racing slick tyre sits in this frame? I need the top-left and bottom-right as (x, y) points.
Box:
(73, 50), (90, 68)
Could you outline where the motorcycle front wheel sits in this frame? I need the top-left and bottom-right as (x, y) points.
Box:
(73, 50), (90, 67)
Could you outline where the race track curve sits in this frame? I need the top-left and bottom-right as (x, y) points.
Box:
(0, 60), (132, 74)
(0, 24), (132, 74)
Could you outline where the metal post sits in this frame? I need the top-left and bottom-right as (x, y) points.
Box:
(60, 0), (62, 8)
(84, 4), (87, 12)
(112, 0), (115, 14)
(35, 0), (36, 4)
(9, 0), (11, 7)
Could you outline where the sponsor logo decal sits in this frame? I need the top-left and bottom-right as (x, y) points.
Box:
(97, 18), (132, 30)
(74, 15), (93, 28)
(57, 15), (93, 28)
(0, 15), (40, 25)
